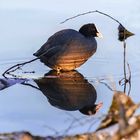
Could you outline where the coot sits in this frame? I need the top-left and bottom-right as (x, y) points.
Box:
(33, 23), (102, 72)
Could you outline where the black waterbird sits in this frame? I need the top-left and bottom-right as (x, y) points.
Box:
(33, 23), (102, 72)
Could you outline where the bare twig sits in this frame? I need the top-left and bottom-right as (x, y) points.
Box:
(123, 41), (127, 93)
(61, 10), (122, 25)
(127, 63), (131, 95)
(2, 46), (57, 78)
(2, 57), (39, 78)
(118, 28), (132, 95)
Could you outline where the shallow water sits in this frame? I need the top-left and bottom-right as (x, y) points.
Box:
(0, 0), (140, 137)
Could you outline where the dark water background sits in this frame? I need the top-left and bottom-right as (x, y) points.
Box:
(0, 0), (140, 137)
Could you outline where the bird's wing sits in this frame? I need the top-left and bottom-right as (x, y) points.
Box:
(47, 29), (75, 44)
(33, 29), (83, 57)
(39, 45), (63, 58)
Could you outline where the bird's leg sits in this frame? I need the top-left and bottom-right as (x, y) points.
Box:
(56, 67), (61, 75)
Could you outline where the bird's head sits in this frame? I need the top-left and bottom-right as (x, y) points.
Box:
(79, 23), (103, 38)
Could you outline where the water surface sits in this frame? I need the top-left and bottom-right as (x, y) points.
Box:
(0, 0), (140, 137)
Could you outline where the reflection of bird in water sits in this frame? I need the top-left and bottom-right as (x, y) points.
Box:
(34, 70), (102, 115)
(33, 23), (102, 72)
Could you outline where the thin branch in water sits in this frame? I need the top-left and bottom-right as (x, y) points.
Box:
(123, 40), (127, 93)
(2, 46), (57, 78)
(2, 57), (39, 78)
(118, 63), (132, 95)
(127, 63), (131, 96)
(4, 71), (21, 78)
(118, 25), (133, 95)
(118, 25), (128, 93)
(61, 10), (122, 25)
